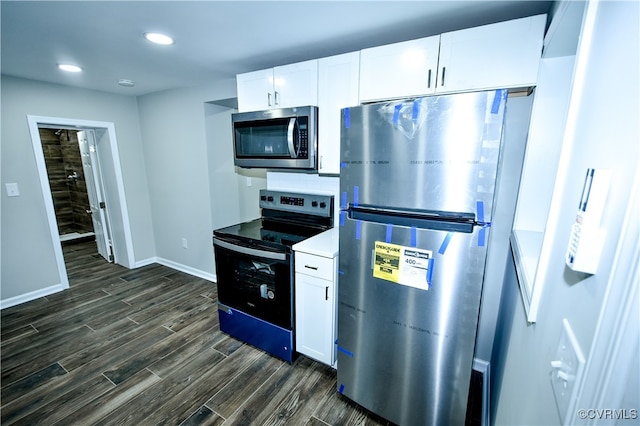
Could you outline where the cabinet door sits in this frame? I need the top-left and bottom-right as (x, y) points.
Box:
(318, 52), (360, 175)
(236, 68), (274, 112)
(436, 14), (546, 94)
(359, 36), (440, 102)
(274, 59), (318, 108)
(295, 272), (334, 366)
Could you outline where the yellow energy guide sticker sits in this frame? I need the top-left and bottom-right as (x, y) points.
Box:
(373, 241), (432, 290)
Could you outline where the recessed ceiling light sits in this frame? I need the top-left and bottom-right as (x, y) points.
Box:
(58, 64), (82, 73)
(144, 32), (174, 45)
(118, 79), (136, 87)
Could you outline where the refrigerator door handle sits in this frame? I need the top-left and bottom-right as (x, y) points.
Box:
(348, 205), (475, 233)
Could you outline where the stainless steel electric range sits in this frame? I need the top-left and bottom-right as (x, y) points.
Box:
(213, 189), (334, 362)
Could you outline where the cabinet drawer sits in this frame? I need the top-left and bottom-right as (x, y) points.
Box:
(295, 252), (334, 281)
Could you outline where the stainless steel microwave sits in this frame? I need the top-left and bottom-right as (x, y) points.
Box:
(232, 106), (318, 170)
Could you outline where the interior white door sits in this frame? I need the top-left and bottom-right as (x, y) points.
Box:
(78, 130), (112, 262)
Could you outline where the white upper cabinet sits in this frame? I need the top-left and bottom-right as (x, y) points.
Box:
(436, 15), (547, 94)
(317, 52), (360, 175)
(359, 36), (440, 102)
(236, 60), (318, 112)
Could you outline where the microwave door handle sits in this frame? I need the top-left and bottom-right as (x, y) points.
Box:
(287, 118), (298, 158)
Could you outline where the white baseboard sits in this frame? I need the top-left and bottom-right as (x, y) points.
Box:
(1, 259), (216, 311)
(154, 257), (217, 282)
(0, 283), (67, 310)
(134, 257), (157, 268)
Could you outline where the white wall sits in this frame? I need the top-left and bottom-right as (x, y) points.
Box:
(136, 79), (258, 280)
(493, 1), (639, 424)
(1, 75), (155, 303)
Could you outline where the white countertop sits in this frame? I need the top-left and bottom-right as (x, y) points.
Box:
(292, 227), (339, 258)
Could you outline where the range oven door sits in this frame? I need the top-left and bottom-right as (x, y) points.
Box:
(213, 236), (293, 330)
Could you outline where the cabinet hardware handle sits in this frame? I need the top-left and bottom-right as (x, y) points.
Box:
(441, 67), (446, 87)
(427, 69), (432, 88)
(325, 286), (329, 300)
(268, 92), (272, 106)
(274, 91), (279, 105)
(304, 265), (318, 270)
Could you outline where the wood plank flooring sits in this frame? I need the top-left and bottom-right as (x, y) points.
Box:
(1, 240), (392, 426)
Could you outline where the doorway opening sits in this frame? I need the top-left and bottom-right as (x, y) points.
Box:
(38, 127), (114, 262)
(28, 115), (135, 292)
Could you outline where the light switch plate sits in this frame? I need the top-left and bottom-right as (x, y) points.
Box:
(551, 318), (586, 425)
(6, 183), (20, 197)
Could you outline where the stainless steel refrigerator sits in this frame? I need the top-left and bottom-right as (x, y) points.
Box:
(337, 90), (507, 425)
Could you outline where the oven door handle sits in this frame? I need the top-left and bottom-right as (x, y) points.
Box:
(213, 237), (288, 261)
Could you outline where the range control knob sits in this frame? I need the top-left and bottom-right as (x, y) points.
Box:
(267, 196), (274, 202)
(320, 202), (326, 208)
(311, 201), (318, 207)
(260, 195), (267, 201)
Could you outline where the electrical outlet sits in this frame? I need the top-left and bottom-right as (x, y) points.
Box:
(551, 318), (586, 425)
(181, 238), (188, 249)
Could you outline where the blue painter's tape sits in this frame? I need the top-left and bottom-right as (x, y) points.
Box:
(344, 108), (350, 128)
(340, 211), (346, 226)
(410, 227), (417, 247)
(386, 224), (392, 243)
(491, 89), (505, 114)
(340, 162), (347, 168)
(338, 346), (354, 357)
(338, 270), (345, 275)
(412, 99), (420, 121)
(353, 186), (359, 207)
(339, 384), (345, 394)
(438, 232), (453, 255)
(392, 104), (402, 126)
(355, 220), (362, 240)
(341, 192), (347, 209)
(426, 258), (435, 288)
(476, 200), (485, 223)
(478, 227), (486, 247)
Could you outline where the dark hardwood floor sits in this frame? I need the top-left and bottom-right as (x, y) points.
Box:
(1, 240), (391, 425)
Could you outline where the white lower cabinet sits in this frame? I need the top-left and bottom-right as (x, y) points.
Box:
(294, 247), (338, 367)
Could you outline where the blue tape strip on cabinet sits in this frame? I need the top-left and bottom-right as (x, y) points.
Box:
(355, 220), (362, 240)
(478, 227), (487, 247)
(476, 200), (485, 223)
(392, 104), (402, 126)
(353, 186), (359, 207)
(340, 162), (347, 168)
(344, 108), (350, 128)
(339, 384), (345, 394)
(491, 89), (505, 114)
(340, 211), (346, 226)
(341, 191), (347, 209)
(337, 346), (354, 357)
(411, 227), (417, 247)
(426, 258), (435, 288)
(338, 270), (345, 275)
(438, 232), (453, 255)
(385, 224), (392, 243)
(412, 99), (420, 121)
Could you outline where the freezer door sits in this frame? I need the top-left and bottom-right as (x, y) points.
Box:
(340, 90), (506, 220)
(336, 216), (488, 425)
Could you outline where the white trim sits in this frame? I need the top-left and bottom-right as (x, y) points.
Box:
(473, 358), (491, 426)
(0, 284), (66, 310)
(26, 118), (71, 291)
(26, 115), (136, 272)
(573, 169), (640, 425)
(134, 257), (157, 268)
(155, 257), (217, 282)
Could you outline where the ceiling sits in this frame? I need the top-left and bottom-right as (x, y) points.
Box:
(1, 1), (553, 97)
